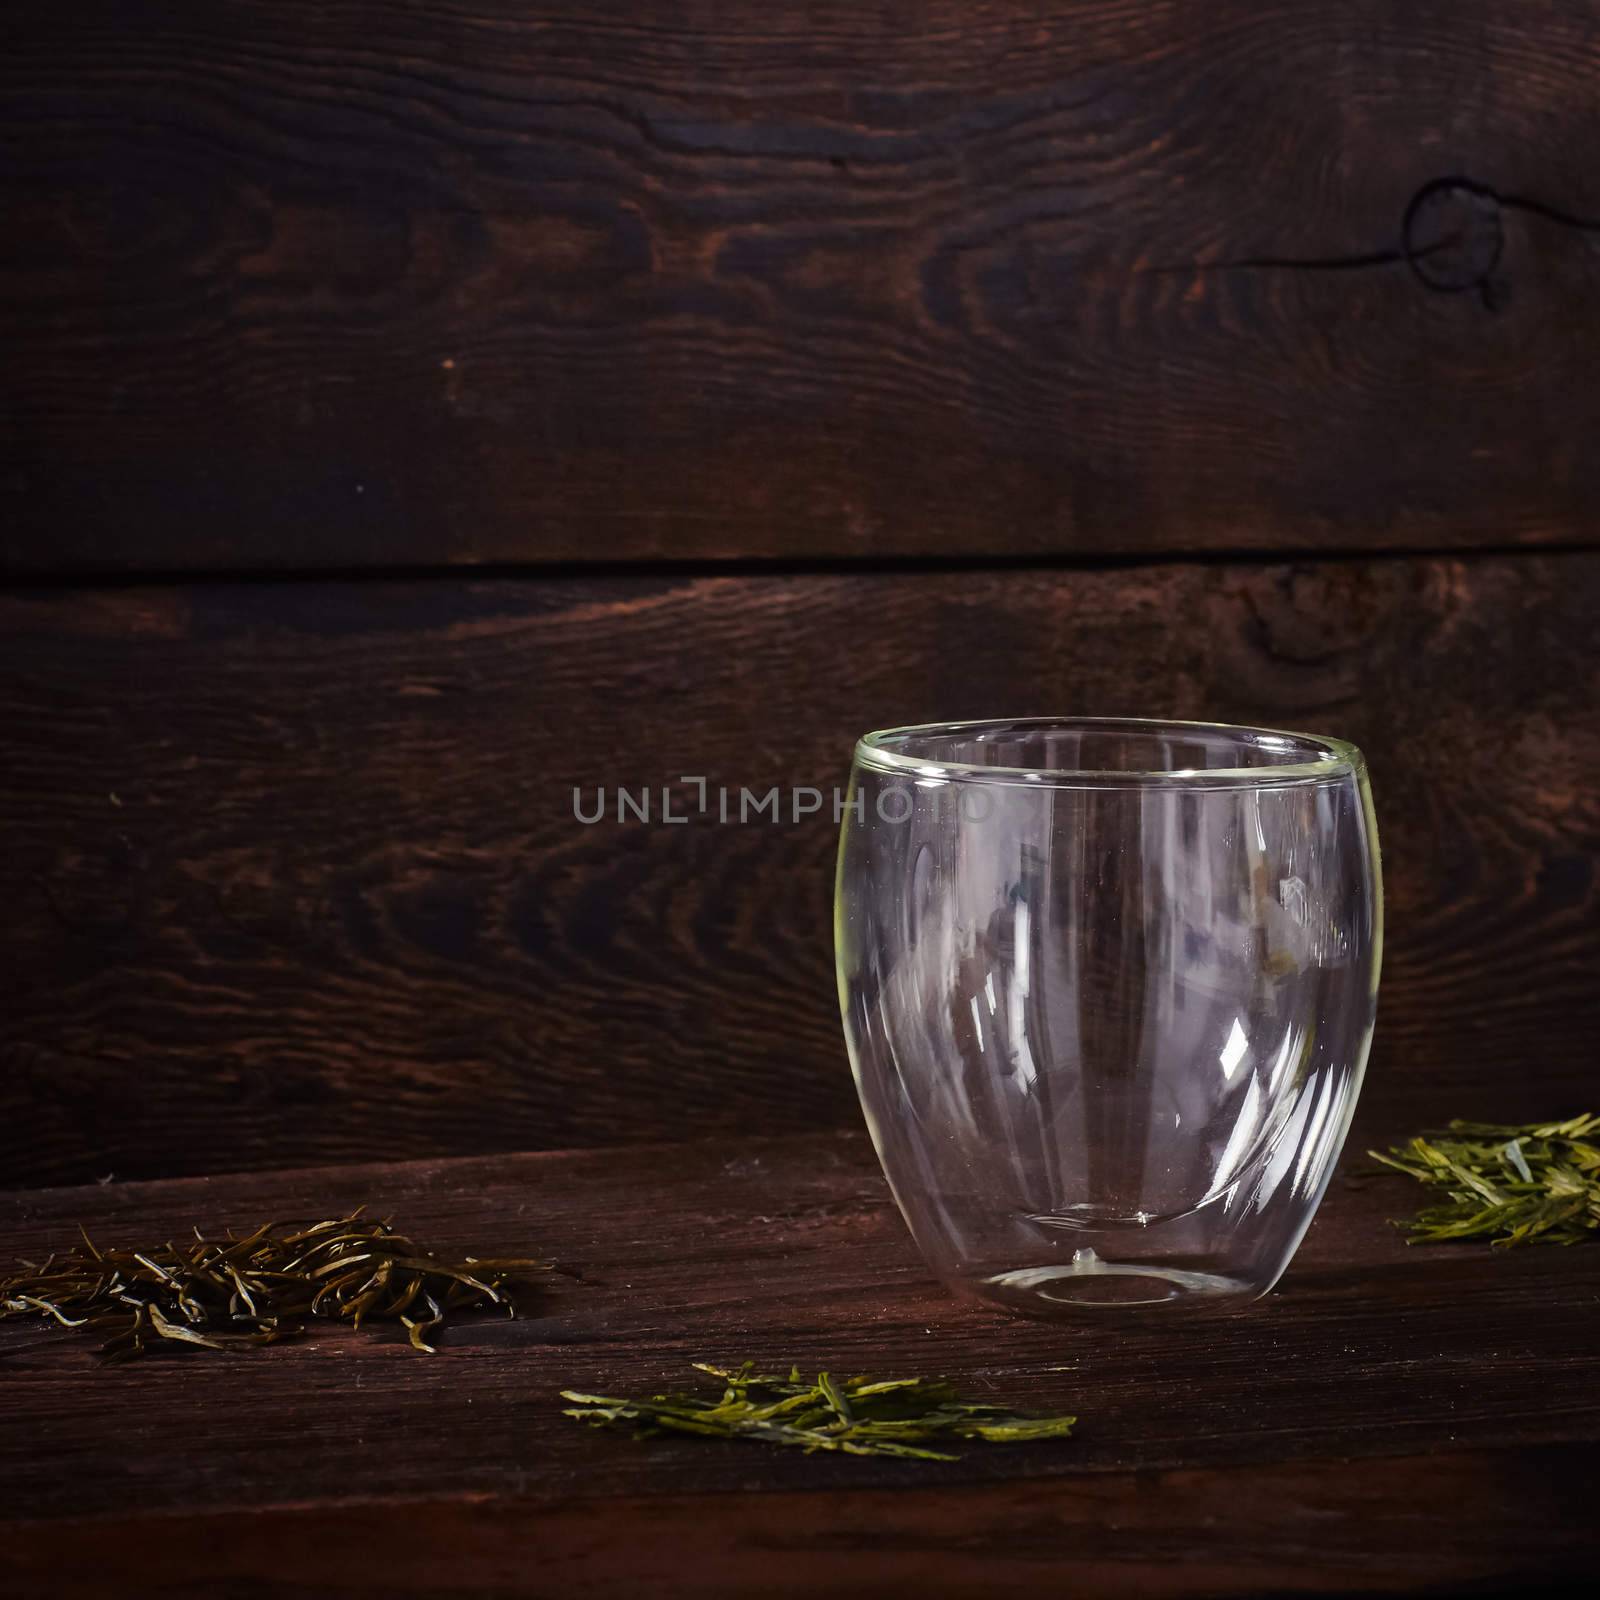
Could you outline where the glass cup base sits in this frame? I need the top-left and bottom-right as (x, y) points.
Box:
(964, 1249), (1254, 1317)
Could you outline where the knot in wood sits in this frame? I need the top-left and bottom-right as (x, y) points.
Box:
(1403, 178), (1504, 294)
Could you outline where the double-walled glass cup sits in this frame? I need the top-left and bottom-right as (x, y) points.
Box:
(835, 718), (1381, 1316)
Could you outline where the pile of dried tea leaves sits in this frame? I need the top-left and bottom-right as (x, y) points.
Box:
(1372, 1114), (1600, 1246)
(563, 1361), (1077, 1461)
(0, 1209), (549, 1358)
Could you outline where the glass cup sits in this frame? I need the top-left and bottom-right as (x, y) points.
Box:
(835, 718), (1381, 1316)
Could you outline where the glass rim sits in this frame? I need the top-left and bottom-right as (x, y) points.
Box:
(853, 716), (1365, 789)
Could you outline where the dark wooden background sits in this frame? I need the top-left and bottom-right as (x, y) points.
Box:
(3, 0), (1598, 1189)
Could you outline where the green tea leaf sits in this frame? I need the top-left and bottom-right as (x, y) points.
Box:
(0, 1210), (551, 1359)
(1371, 1115), (1600, 1247)
(563, 1363), (1076, 1462)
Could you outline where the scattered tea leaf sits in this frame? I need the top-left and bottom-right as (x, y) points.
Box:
(0, 1209), (551, 1359)
(563, 1362), (1077, 1461)
(1371, 1114), (1600, 1246)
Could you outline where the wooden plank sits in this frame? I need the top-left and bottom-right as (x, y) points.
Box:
(7, 2), (1600, 569)
(0, 554), (1594, 1188)
(1, 1134), (1596, 1595)
(6, 1454), (1592, 1598)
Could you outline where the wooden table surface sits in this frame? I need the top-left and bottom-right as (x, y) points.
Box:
(3, 1128), (1596, 1597)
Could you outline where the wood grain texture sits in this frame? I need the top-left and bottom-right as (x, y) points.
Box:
(0, 553), (1594, 1188)
(1, 1134), (1597, 1595)
(8, 1), (1600, 570)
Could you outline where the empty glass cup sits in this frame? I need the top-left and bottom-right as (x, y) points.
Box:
(835, 718), (1381, 1315)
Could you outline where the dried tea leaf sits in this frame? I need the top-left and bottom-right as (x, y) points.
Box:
(0, 1209), (551, 1360)
(563, 1362), (1077, 1461)
(1371, 1114), (1600, 1246)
